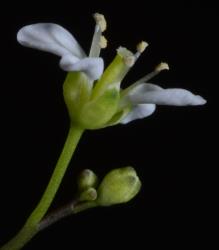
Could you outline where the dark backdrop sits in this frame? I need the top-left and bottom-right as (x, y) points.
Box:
(0, 1), (216, 249)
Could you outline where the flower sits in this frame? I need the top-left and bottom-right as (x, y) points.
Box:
(96, 167), (141, 206)
(17, 13), (206, 128)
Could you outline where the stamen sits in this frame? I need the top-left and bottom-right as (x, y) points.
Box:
(135, 41), (149, 59)
(138, 62), (169, 82)
(93, 13), (107, 32)
(89, 13), (107, 58)
(155, 62), (169, 72)
(99, 35), (107, 48)
(124, 61), (170, 93)
(137, 41), (149, 53)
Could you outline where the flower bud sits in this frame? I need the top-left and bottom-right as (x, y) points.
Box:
(96, 167), (141, 206)
(77, 169), (98, 191)
(78, 187), (97, 202)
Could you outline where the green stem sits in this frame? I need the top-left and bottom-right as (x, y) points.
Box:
(1, 125), (84, 250)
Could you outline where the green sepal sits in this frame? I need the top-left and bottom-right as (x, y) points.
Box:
(104, 106), (131, 127)
(78, 86), (120, 129)
(63, 72), (92, 124)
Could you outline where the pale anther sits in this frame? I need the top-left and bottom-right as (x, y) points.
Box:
(93, 13), (107, 32)
(155, 62), (169, 72)
(137, 41), (148, 53)
(99, 36), (107, 48)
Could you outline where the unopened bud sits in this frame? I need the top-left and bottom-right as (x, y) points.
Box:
(79, 187), (97, 202)
(77, 169), (98, 191)
(96, 167), (141, 206)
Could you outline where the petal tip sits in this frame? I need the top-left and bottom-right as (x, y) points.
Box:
(16, 28), (25, 44)
(194, 95), (207, 105)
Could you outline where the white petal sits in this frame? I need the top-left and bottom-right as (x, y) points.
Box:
(126, 83), (163, 94)
(120, 104), (156, 124)
(59, 54), (80, 69)
(17, 23), (86, 58)
(125, 83), (206, 106)
(121, 83), (163, 107)
(60, 56), (104, 80)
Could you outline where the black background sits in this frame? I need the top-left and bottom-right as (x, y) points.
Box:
(0, 1), (216, 249)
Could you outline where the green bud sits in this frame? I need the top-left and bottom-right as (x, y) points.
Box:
(78, 187), (97, 202)
(96, 167), (141, 206)
(77, 169), (98, 191)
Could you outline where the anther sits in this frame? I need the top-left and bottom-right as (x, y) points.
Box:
(137, 41), (149, 53)
(99, 35), (108, 48)
(93, 13), (107, 32)
(135, 41), (149, 59)
(155, 62), (169, 72)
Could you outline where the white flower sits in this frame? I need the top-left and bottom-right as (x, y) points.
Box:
(17, 14), (107, 81)
(17, 14), (206, 126)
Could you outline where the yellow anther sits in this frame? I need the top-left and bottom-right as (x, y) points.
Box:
(93, 13), (107, 32)
(137, 41), (149, 53)
(155, 62), (169, 72)
(99, 35), (108, 48)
